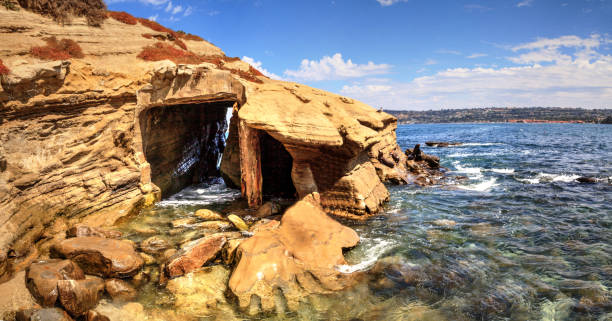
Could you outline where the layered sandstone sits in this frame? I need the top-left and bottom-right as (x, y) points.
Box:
(0, 5), (409, 288)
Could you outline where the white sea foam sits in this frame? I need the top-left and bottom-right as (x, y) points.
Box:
(335, 239), (397, 274)
(516, 173), (581, 184)
(158, 180), (241, 207)
(457, 178), (498, 192)
(449, 152), (473, 158)
(517, 177), (540, 184)
(490, 168), (515, 174)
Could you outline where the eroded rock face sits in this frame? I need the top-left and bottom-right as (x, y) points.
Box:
(16, 308), (74, 321)
(228, 193), (359, 313)
(165, 234), (226, 278)
(166, 265), (230, 315)
(25, 259), (85, 307)
(53, 237), (144, 278)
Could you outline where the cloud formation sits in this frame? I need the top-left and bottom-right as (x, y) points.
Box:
(517, 0), (534, 7)
(283, 53), (391, 81)
(340, 34), (612, 109)
(376, 0), (409, 6)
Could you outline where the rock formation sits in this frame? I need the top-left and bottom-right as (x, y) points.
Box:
(0, 3), (444, 317)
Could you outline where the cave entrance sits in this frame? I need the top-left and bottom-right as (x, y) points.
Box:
(260, 132), (296, 199)
(140, 101), (233, 198)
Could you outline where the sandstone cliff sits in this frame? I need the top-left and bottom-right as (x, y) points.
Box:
(0, 5), (410, 297)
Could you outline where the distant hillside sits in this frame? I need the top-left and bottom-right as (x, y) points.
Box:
(386, 107), (612, 124)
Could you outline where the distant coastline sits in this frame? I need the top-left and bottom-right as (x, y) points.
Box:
(386, 107), (612, 124)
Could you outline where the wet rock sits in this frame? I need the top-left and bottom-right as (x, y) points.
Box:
(26, 259), (85, 307)
(194, 221), (232, 230)
(576, 176), (597, 184)
(254, 201), (282, 218)
(166, 265), (230, 315)
(162, 249), (178, 262)
(66, 224), (122, 239)
(221, 238), (244, 265)
(194, 209), (224, 221)
(105, 279), (137, 302)
(165, 234), (227, 278)
(94, 301), (147, 321)
(171, 218), (196, 228)
(227, 214), (248, 231)
(53, 237), (144, 278)
(86, 310), (110, 321)
(57, 276), (105, 317)
(229, 193), (359, 313)
(139, 252), (156, 265)
(139, 236), (171, 255)
(425, 141), (462, 147)
(16, 308), (74, 321)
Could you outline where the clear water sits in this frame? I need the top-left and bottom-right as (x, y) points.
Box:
(119, 123), (612, 320)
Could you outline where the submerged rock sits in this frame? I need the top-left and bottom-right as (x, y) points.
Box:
(171, 218), (197, 228)
(53, 237), (144, 278)
(425, 141), (462, 147)
(194, 209), (224, 221)
(57, 276), (105, 317)
(105, 279), (138, 303)
(229, 193), (359, 313)
(165, 234), (226, 278)
(576, 176), (597, 184)
(194, 221), (232, 230)
(166, 265), (230, 315)
(140, 236), (171, 255)
(25, 259), (85, 307)
(16, 308), (73, 321)
(66, 224), (122, 239)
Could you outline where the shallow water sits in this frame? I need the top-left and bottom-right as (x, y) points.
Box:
(119, 123), (612, 320)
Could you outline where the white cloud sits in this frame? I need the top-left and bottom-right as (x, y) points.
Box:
(283, 53), (391, 81)
(467, 53), (488, 59)
(183, 6), (193, 16)
(436, 49), (462, 55)
(242, 56), (284, 80)
(376, 0), (409, 6)
(165, 1), (172, 12)
(517, 0), (533, 7)
(340, 35), (612, 109)
(107, 0), (169, 5)
(148, 14), (159, 21)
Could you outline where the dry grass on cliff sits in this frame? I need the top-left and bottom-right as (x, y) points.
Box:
(176, 31), (204, 42)
(17, 0), (107, 26)
(107, 10), (137, 25)
(137, 42), (202, 64)
(0, 59), (9, 75)
(30, 37), (84, 60)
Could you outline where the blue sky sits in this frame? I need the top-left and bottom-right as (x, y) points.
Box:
(107, 0), (612, 110)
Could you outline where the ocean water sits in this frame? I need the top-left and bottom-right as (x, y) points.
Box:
(120, 123), (612, 320)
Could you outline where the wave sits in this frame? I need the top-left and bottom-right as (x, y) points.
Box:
(457, 178), (498, 192)
(335, 239), (397, 274)
(449, 152), (473, 158)
(490, 168), (515, 174)
(158, 180), (241, 207)
(516, 173), (581, 184)
(454, 163), (482, 174)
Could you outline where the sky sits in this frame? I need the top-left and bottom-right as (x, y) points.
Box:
(106, 0), (612, 110)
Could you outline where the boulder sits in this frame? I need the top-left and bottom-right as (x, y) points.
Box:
(425, 141), (462, 147)
(105, 279), (138, 302)
(57, 276), (105, 317)
(1, 60), (70, 99)
(194, 221), (232, 230)
(194, 209), (224, 221)
(171, 218), (196, 228)
(139, 236), (171, 255)
(254, 201), (282, 218)
(53, 237), (144, 278)
(16, 308), (73, 321)
(165, 234), (226, 278)
(227, 214), (248, 231)
(228, 193), (359, 313)
(66, 224), (122, 239)
(576, 176), (597, 184)
(166, 265), (230, 315)
(86, 310), (111, 321)
(25, 259), (85, 307)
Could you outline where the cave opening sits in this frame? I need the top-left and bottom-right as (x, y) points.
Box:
(260, 132), (297, 199)
(139, 101), (233, 198)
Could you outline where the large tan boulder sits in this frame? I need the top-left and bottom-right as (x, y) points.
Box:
(53, 237), (144, 278)
(25, 259), (85, 307)
(228, 193), (359, 313)
(57, 276), (105, 317)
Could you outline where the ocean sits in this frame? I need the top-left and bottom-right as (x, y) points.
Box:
(121, 123), (612, 320)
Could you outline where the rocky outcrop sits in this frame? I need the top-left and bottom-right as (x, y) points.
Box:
(16, 308), (74, 321)
(53, 237), (144, 278)
(228, 193), (359, 313)
(25, 259), (85, 307)
(425, 141), (462, 147)
(57, 276), (105, 317)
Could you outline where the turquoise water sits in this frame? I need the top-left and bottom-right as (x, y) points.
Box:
(121, 123), (611, 320)
(342, 123), (612, 320)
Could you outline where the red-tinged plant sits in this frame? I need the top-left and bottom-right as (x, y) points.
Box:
(137, 42), (202, 64)
(249, 65), (266, 78)
(179, 33), (204, 42)
(174, 39), (187, 51)
(30, 36), (84, 60)
(108, 11), (138, 25)
(0, 59), (10, 75)
(17, 0), (107, 26)
(137, 18), (180, 39)
(142, 33), (153, 39)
